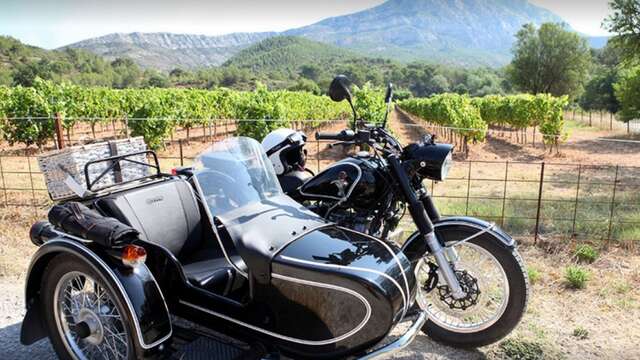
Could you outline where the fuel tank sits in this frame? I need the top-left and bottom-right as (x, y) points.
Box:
(298, 156), (390, 209)
(268, 225), (415, 358)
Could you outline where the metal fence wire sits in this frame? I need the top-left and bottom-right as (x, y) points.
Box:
(1, 118), (639, 247)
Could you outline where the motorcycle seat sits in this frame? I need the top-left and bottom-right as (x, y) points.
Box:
(95, 178), (203, 258)
(182, 256), (243, 295)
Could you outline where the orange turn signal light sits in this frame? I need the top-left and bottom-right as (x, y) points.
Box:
(122, 245), (147, 267)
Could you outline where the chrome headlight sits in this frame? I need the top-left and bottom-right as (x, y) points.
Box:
(402, 143), (455, 181)
(440, 151), (453, 181)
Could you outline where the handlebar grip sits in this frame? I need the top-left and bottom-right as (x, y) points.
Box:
(315, 130), (355, 141)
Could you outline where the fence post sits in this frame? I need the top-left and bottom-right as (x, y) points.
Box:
(500, 161), (509, 227)
(0, 156), (6, 207)
(610, 112), (613, 130)
(533, 162), (545, 244)
(124, 115), (130, 138)
(179, 139), (184, 167)
(571, 164), (582, 237)
(27, 156), (38, 219)
(464, 161), (472, 216)
(316, 141), (320, 173)
(54, 113), (65, 150)
(607, 165), (620, 245)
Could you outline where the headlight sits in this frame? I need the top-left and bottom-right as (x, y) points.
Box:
(440, 151), (453, 181)
(402, 143), (454, 181)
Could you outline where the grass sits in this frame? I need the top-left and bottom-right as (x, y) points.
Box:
(575, 244), (598, 263)
(527, 266), (542, 285)
(565, 266), (590, 289)
(572, 326), (589, 340)
(496, 338), (547, 360)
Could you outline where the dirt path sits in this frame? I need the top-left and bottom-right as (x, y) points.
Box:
(0, 276), (483, 360)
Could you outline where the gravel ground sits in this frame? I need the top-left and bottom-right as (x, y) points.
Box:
(0, 277), (481, 360)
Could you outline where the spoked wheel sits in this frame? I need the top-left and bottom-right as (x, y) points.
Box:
(42, 255), (138, 360)
(415, 236), (528, 348)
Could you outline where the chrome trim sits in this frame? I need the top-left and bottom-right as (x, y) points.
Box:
(179, 272), (372, 346)
(338, 226), (412, 318)
(299, 162), (362, 201)
(447, 222), (496, 248)
(279, 255), (407, 320)
(40, 239), (172, 350)
(357, 311), (427, 360)
(434, 220), (514, 247)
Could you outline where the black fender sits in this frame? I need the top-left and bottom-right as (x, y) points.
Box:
(401, 216), (516, 258)
(21, 237), (172, 350)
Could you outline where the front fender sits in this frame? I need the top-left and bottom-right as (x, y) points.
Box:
(434, 216), (516, 248)
(401, 216), (516, 259)
(21, 238), (172, 349)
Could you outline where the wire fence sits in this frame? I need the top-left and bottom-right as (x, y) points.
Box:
(564, 109), (640, 134)
(1, 118), (639, 248)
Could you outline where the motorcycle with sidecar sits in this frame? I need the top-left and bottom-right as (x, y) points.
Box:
(21, 136), (430, 359)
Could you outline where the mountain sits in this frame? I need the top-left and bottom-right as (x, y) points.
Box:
(0, 36), (148, 88)
(63, 32), (275, 71)
(285, 0), (563, 66)
(62, 0), (601, 70)
(223, 36), (361, 74)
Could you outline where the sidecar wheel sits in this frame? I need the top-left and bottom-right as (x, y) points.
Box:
(416, 237), (528, 348)
(41, 254), (140, 360)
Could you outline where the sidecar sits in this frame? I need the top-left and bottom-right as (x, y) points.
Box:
(21, 137), (425, 359)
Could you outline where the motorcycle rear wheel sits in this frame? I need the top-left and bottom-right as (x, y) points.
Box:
(416, 236), (529, 348)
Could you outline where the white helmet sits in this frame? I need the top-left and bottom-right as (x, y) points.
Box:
(261, 129), (307, 175)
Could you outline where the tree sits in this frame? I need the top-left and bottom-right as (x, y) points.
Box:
(614, 66), (640, 122)
(605, 0), (640, 64)
(579, 45), (621, 114)
(507, 23), (591, 98)
(580, 68), (620, 114)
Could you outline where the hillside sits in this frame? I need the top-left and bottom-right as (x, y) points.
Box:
(60, 0), (606, 70)
(0, 36), (147, 87)
(223, 36), (361, 74)
(63, 32), (275, 71)
(285, 0), (563, 66)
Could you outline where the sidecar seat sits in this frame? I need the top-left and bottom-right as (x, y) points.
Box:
(94, 178), (246, 294)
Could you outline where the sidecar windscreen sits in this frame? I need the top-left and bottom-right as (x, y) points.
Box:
(193, 137), (283, 217)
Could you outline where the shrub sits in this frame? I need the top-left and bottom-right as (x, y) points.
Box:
(565, 266), (590, 289)
(498, 338), (545, 360)
(572, 326), (589, 339)
(574, 244), (598, 263)
(527, 267), (542, 285)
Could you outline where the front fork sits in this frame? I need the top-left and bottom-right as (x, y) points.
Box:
(387, 155), (465, 300)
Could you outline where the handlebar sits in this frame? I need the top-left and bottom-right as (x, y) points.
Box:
(315, 130), (355, 142)
(316, 127), (403, 156)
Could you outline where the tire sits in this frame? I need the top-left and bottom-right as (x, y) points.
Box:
(419, 236), (529, 348)
(40, 254), (141, 360)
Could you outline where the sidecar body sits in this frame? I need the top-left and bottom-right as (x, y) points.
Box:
(21, 137), (423, 359)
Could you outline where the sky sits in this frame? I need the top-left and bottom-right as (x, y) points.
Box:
(0, 0), (612, 49)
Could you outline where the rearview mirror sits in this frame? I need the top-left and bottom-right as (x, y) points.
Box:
(329, 75), (352, 103)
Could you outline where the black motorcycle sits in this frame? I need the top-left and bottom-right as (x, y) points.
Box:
(275, 75), (529, 348)
(23, 136), (437, 360)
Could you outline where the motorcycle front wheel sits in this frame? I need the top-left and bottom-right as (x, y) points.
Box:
(415, 235), (529, 348)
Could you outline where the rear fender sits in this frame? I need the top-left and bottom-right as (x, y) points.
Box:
(21, 237), (172, 349)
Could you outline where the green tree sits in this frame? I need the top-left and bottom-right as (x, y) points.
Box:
(507, 23), (591, 98)
(614, 66), (640, 122)
(580, 68), (620, 113)
(605, 0), (640, 64)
